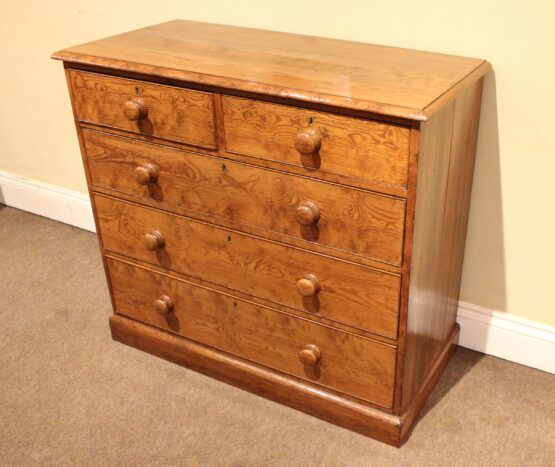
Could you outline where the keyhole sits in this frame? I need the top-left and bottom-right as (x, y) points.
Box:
(227, 235), (232, 243)
(134, 86), (141, 95)
(309, 116), (314, 125)
(221, 164), (227, 173)
(233, 301), (238, 309)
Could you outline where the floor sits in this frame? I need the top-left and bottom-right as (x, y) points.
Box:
(1, 205), (554, 466)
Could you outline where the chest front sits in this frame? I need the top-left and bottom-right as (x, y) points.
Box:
(53, 20), (489, 447)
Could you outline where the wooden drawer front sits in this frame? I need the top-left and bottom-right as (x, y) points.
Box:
(107, 258), (396, 407)
(223, 96), (410, 188)
(96, 196), (401, 338)
(85, 130), (405, 265)
(69, 70), (216, 148)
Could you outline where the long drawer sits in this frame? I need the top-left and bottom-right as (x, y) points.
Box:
(107, 257), (397, 407)
(69, 71), (217, 148)
(222, 96), (410, 188)
(85, 130), (406, 266)
(95, 195), (401, 338)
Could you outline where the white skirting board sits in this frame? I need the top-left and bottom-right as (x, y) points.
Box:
(457, 301), (554, 373)
(0, 171), (553, 373)
(0, 171), (96, 232)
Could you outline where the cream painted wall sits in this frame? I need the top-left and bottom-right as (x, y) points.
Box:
(1, 1), (554, 325)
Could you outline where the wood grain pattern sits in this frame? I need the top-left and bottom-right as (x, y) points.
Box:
(54, 21), (489, 445)
(392, 123), (421, 411)
(223, 96), (410, 188)
(91, 184), (402, 276)
(68, 70), (217, 148)
(398, 324), (459, 444)
(401, 78), (484, 408)
(109, 313), (459, 446)
(105, 252), (398, 345)
(107, 258), (397, 407)
(53, 20), (490, 120)
(110, 314), (405, 445)
(84, 129), (406, 265)
(79, 110), (409, 198)
(96, 195), (401, 338)
(62, 67), (118, 312)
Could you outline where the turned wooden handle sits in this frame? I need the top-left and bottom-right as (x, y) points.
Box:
(143, 231), (165, 251)
(123, 98), (148, 121)
(153, 295), (174, 314)
(299, 344), (321, 366)
(134, 163), (158, 185)
(294, 127), (322, 155)
(296, 274), (321, 297)
(295, 201), (320, 226)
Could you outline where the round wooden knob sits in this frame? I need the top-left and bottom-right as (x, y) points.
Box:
(299, 344), (321, 366)
(295, 201), (320, 226)
(296, 274), (320, 297)
(134, 163), (158, 185)
(123, 99), (148, 121)
(143, 231), (165, 251)
(153, 295), (174, 314)
(294, 128), (322, 155)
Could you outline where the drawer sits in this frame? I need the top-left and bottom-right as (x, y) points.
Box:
(223, 96), (410, 188)
(85, 130), (405, 266)
(68, 70), (216, 148)
(107, 257), (397, 407)
(96, 196), (401, 338)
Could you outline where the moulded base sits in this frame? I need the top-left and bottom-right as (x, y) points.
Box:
(110, 314), (459, 447)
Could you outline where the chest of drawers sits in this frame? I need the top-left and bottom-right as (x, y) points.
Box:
(53, 20), (489, 446)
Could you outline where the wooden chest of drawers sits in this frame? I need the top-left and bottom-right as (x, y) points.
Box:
(53, 20), (489, 446)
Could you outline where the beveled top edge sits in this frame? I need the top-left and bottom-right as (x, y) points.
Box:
(52, 50), (435, 121)
(52, 20), (491, 121)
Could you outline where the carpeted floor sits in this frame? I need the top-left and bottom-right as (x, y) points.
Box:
(1, 205), (554, 466)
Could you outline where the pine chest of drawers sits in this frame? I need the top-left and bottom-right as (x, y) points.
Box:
(53, 20), (490, 446)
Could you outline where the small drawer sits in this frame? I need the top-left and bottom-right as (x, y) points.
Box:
(222, 96), (410, 188)
(95, 195), (401, 339)
(69, 70), (216, 148)
(85, 130), (405, 266)
(107, 257), (397, 407)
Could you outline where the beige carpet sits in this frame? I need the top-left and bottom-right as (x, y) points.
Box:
(1, 205), (554, 466)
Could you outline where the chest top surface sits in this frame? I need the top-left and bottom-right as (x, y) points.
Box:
(53, 19), (489, 121)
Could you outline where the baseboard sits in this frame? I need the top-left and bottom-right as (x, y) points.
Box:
(457, 301), (554, 373)
(0, 171), (95, 232)
(1, 171), (553, 373)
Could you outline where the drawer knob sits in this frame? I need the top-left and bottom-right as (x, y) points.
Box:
(299, 344), (321, 366)
(294, 128), (322, 155)
(295, 201), (320, 226)
(123, 98), (148, 121)
(296, 274), (321, 297)
(153, 295), (174, 314)
(143, 231), (165, 251)
(134, 163), (158, 185)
